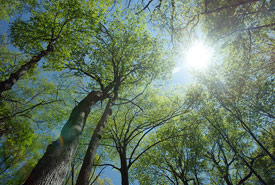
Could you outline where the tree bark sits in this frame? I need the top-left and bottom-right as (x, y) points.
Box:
(75, 100), (113, 185)
(223, 176), (233, 185)
(24, 91), (104, 185)
(0, 44), (53, 95)
(210, 154), (232, 185)
(120, 149), (130, 185)
(71, 163), (74, 185)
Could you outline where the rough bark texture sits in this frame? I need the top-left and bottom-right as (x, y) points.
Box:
(24, 91), (103, 185)
(0, 44), (53, 95)
(75, 100), (112, 185)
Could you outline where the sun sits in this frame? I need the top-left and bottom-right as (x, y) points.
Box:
(185, 41), (213, 70)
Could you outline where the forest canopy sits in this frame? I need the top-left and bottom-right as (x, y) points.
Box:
(0, 0), (274, 184)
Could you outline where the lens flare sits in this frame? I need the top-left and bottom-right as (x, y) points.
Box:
(185, 41), (213, 70)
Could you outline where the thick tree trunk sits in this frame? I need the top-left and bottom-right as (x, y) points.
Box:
(75, 100), (112, 185)
(120, 150), (130, 185)
(0, 44), (53, 95)
(24, 91), (104, 185)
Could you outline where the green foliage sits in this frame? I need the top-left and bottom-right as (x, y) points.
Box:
(0, 35), (28, 81)
(1, 0), (274, 184)
(0, 67), (80, 184)
(9, 0), (110, 69)
(68, 7), (174, 92)
(133, 118), (206, 184)
(0, 0), (37, 20)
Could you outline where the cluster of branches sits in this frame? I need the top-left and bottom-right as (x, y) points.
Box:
(0, 0), (274, 185)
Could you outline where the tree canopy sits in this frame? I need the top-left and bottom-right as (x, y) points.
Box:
(0, 0), (274, 184)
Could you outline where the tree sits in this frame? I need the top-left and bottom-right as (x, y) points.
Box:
(0, 0), (109, 94)
(200, 102), (269, 184)
(0, 1), (111, 184)
(0, 62), (77, 184)
(196, 31), (275, 163)
(203, 113), (258, 185)
(96, 86), (201, 185)
(23, 4), (173, 184)
(75, 99), (113, 185)
(74, 7), (174, 184)
(134, 116), (206, 185)
(1, 0), (274, 184)
(24, 90), (108, 184)
(1, 29), (86, 184)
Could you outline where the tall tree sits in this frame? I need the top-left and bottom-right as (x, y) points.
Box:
(0, 61), (77, 184)
(24, 90), (108, 184)
(24, 5), (173, 184)
(1, 0), (274, 184)
(74, 7), (174, 184)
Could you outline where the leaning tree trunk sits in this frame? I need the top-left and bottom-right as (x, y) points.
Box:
(75, 100), (113, 185)
(24, 91), (104, 185)
(0, 43), (53, 95)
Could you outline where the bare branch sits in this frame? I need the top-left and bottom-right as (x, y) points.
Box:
(90, 166), (106, 185)
(129, 134), (186, 168)
(137, 0), (154, 14)
(94, 163), (120, 171)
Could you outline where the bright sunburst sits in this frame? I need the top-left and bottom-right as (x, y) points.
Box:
(185, 41), (213, 70)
